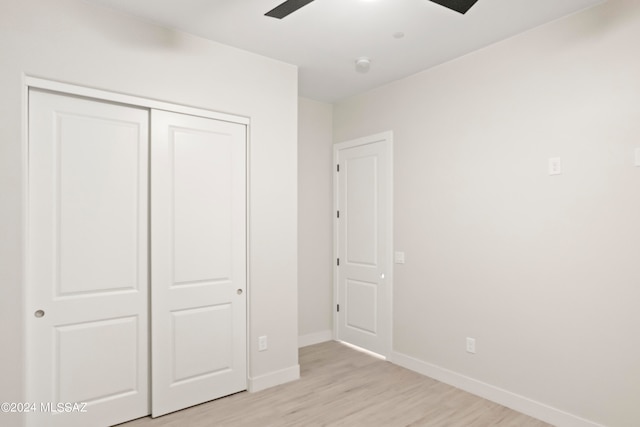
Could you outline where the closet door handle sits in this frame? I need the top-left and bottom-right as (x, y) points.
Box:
(237, 289), (243, 295)
(34, 310), (45, 318)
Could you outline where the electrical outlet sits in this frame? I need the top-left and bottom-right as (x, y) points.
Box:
(466, 337), (476, 354)
(548, 157), (562, 175)
(258, 335), (268, 352)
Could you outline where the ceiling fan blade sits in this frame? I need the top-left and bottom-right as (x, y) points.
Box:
(428, 0), (479, 14)
(265, 0), (315, 19)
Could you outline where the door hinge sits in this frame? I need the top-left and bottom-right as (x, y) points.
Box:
(337, 304), (340, 312)
(337, 258), (340, 266)
(337, 164), (340, 172)
(337, 210), (340, 218)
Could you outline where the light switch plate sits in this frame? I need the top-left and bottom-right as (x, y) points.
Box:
(394, 251), (405, 264)
(258, 336), (267, 352)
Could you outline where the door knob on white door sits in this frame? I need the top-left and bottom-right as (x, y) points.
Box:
(237, 289), (243, 295)
(34, 310), (45, 318)
(380, 273), (385, 279)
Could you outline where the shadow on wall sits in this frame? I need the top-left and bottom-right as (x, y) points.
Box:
(73, 0), (213, 53)
(558, 0), (640, 43)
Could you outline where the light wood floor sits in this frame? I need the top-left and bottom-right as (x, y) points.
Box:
(120, 341), (553, 427)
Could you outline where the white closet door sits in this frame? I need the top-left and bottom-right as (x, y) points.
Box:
(151, 110), (247, 417)
(27, 90), (149, 427)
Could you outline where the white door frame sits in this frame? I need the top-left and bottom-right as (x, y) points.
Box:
(23, 77), (250, 125)
(22, 76), (252, 416)
(333, 131), (394, 357)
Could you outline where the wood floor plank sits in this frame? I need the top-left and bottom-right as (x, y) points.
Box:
(119, 341), (553, 427)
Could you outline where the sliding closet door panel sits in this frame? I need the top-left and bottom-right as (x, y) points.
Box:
(27, 90), (149, 427)
(151, 110), (247, 417)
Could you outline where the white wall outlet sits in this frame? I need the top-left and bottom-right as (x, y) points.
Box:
(258, 335), (268, 352)
(635, 148), (640, 167)
(466, 337), (476, 354)
(548, 157), (562, 175)
(394, 251), (405, 264)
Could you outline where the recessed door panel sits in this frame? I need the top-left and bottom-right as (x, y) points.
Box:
(57, 317), (139, 403)
(171, 305), (233, 383)
(172, 128), (233, 285)
(345, 280), (377, 334)
(346, 155), (378, 266)
(57, 113), (141, 296)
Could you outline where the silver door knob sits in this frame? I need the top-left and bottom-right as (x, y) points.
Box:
(34, 310), (45, 318)
(237, 289), (243, 295)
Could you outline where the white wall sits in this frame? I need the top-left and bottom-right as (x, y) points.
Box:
(334, 1), (640, 426)
(0, 1), (298, 425)
(297, 97), (334, 346)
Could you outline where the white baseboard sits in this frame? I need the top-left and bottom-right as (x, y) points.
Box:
(389, 351), (605, 427)
(298, 330), (333, 348)
(248, 364), (300, 393)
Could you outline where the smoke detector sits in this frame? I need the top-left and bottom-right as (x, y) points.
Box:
(355, 57), (371, 73)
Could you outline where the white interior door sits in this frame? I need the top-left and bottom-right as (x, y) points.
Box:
(335, 132), (393, 357)
(27, 90), (150, 427)
(151, 110), (247, 417)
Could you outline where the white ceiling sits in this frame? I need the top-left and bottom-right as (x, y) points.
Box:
(84, 0), (604, 102)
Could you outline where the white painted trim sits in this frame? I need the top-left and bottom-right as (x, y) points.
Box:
(332, 142), (338, 346)
(21, 73), (30, 415)
(245, 121), (253, 389)
(298, 330), (333, 348)
(248, 365), (300, 393)
(333, 131), (394, 358)
(389, 351), (605, 427)
(24, 76), (250, 125)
